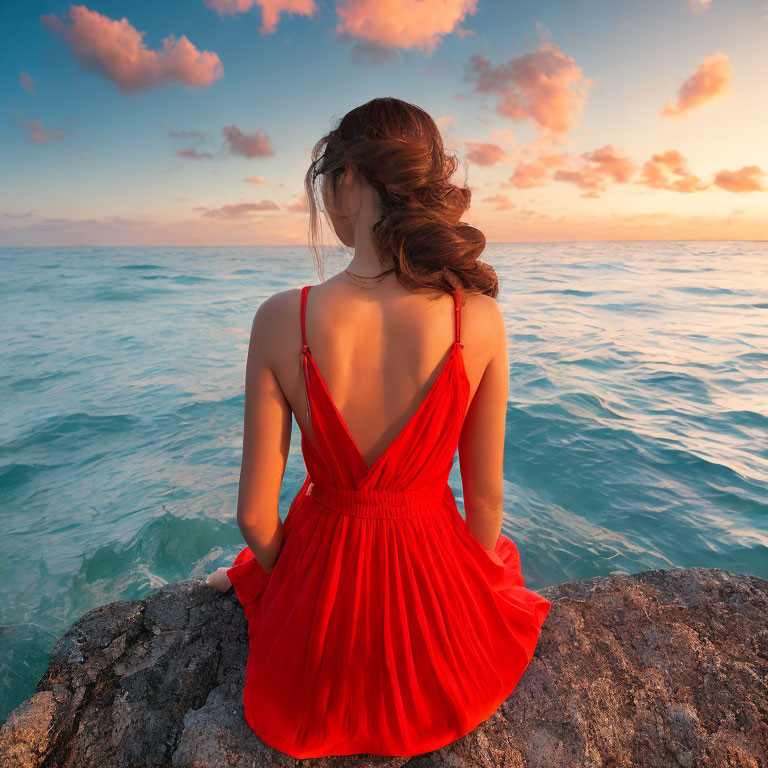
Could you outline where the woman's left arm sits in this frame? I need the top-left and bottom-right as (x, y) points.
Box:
(235, 295), (293, 574)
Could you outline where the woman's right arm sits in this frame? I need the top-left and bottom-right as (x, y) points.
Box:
(235, 293), (293, 573)
(457, 296), (510, 550)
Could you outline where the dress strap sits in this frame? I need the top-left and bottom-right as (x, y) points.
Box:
(300, 285), (311, 351)
(299, 286), (312, 433)
(452, 290), (462, 345)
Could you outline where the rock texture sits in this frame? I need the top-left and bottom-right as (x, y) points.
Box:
(1, 566), (766, 768)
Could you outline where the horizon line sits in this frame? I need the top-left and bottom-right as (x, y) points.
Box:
(1, 238), (767, 249)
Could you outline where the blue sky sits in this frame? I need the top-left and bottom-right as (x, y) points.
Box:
(1, 0), (767, 245)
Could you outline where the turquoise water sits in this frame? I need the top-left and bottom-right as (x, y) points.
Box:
(1, 242), (766, 720)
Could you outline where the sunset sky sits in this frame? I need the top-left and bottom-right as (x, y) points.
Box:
(2, 0), (767, 246)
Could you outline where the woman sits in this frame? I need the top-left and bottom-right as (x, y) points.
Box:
(206, 97), (551, 758)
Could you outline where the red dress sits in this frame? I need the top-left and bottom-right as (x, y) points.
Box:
(227, 285), (551, 759)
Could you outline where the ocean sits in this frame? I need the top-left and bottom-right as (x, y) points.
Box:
(1, 241), (766, 720)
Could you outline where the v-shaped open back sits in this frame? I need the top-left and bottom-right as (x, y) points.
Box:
(226, 284), (553, 759)
(298, 285), (470, 490)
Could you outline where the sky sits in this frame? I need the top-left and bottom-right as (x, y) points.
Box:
(1, 0), (767, 246)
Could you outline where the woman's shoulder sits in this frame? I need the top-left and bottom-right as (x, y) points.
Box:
(251, 287), (304, 325)
(246, 288), (304, 359)
(458, 291), (506, 370)
(460, 289), (499, 312)
(461, 289), (504, 329)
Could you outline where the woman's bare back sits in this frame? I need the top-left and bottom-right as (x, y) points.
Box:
(263, 277), (497, 468)
(240, 274), (508, 550)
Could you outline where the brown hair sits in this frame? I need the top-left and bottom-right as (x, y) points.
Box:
(304, 97), (498, 298)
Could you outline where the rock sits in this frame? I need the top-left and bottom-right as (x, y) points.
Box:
(0, 567), (765, 767)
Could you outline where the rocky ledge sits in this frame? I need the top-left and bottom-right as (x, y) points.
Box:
(1, 566), (766, 768)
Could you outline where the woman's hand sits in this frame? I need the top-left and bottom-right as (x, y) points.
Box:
(205, 566), (233, 592)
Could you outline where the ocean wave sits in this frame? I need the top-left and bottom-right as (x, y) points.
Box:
(1, 412), (140, 454)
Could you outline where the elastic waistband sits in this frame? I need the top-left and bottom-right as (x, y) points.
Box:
(305, 476), (448, 519)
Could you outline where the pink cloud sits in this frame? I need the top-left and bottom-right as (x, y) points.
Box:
(222, 125), (274, 158)
(661, 52), (732, 116)
(41, 5), (223, 93)
(284, 194), (309, 212)
(168, 128), (217, 159)
(481, 193), (516, 211)
(552, 167), (605, 197)
(168, 125), (273, 161)
(580, 145), (635, 183)
(465, 141), (509, 167)
(245, 175), (267, 184)
(176, 148), (216, 159)
(19, 71), (36, 93)
(465, 42), (594, 135)
(509, 145), (634, 197)
(23, 118), (63, 143)
(168, 128), (209, 141)
(334, 0), (478, 55)
(638, 150), (709, 192)
(204, 0), (317, 34)
(509, 153), (572, 188)
(200, 201), (280, 218)
(688, 0), (711, 12)
(713, 165), (766, 193)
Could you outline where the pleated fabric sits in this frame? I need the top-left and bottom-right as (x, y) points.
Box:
(227, 285), (552, 758)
